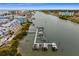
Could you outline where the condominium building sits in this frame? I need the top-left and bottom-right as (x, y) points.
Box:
(59, 11), (74, 16)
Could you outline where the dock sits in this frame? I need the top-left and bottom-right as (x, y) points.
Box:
(32, 26), (58, 51)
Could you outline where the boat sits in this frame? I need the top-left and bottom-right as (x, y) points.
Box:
(32, 43), (40, 50)
(42, 43), (48, 51)
(51, 42), (58, 51)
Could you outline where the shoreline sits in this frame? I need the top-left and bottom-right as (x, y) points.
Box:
(42, 10), (79, 24)
(59, 16), (79, 24)
(0, 21), (32, 56)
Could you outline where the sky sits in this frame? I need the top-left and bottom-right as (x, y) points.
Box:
(0, 3), (79, 10)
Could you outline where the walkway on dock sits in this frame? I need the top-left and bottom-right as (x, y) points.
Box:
(33, 26), (48, 44)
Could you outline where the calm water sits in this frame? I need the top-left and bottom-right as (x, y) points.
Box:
(18, 11), (79, 56)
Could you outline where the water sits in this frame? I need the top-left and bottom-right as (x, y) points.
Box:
(18, 11), (79, 56)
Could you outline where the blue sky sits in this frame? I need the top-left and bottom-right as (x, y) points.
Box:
(0, 3), (79, 10)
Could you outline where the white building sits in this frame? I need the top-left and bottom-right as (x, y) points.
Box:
(0, 19), (9, 23)
(0, 11), (9, 15)
(9, 19), (22, 33)
(59, 11), (74, 16)
(2, 19), (22, 34)
(0, 27), (9, 38)
(0, 30), (4, 37)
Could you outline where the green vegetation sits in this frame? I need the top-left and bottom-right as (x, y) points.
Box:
(41, 10), (50, 14)
(59, 16), (70, 20)
(0, 39), (18, 56)
(0, 21), (32, 56)
(59, 15), (79, 24)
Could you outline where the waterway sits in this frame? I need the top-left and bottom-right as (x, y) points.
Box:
(18, 11), (79, 56)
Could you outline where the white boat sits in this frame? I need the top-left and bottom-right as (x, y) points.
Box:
(32, 43), (40, 50)
(51, 42), (58, 51)
(42, 43), (48, 51)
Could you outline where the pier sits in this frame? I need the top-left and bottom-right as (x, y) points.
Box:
(32, 26), (58, 51)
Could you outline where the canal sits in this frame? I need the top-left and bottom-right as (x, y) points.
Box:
(18, 11), (79, 56)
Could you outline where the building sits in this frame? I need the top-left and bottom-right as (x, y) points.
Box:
(59, 11), (74, 16)
(0, 27), (9, 39)
(0, 15), (14, 27)
(2, 19), (22, 34)
(0, 10), (9, 16)
(15, 16), (27, 25)
(0, 11), (28, 40)
(74, 11), (79, 17)
(0, 30), (4, 38)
